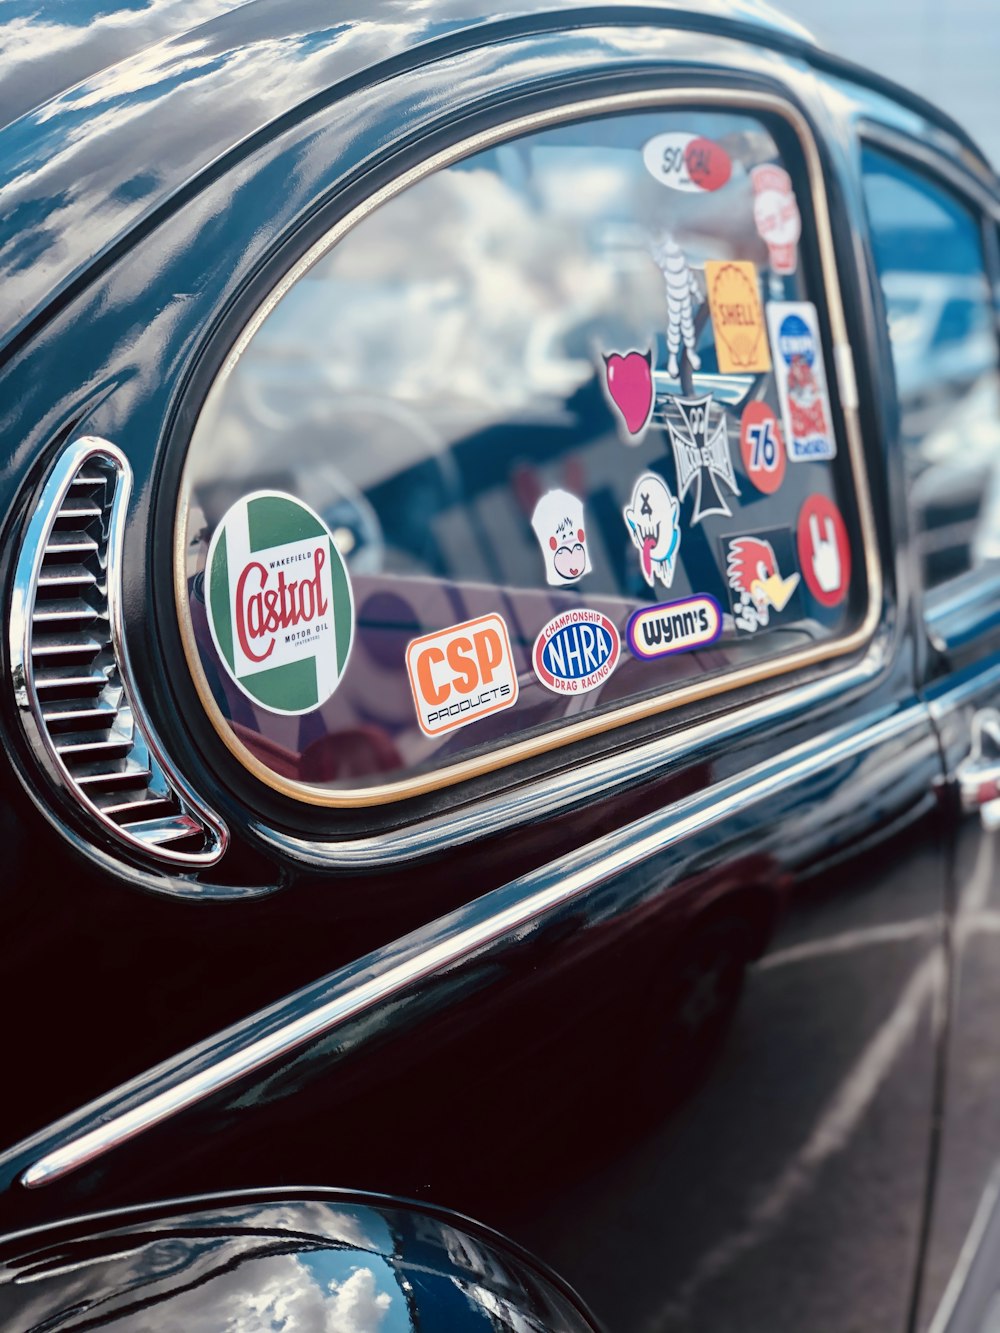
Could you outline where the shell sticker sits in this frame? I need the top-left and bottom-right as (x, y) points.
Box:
(751, 164), (801, 275)
(724, 530), (802, 634)
(531, 489), (592, 586)
(767, 302), (836, 461)
(405, 613), (518, 738)
(532, 609), (621, 696)
(624, 473), (681, 590)
(797, 493), (851, 607)
(739, 402), (786, 494)
(666, 394), (740, 525)
(205, 491), (354, 716)
(651, 233), (701, 379)
(627, 595), (723, 660)
(704, 261), (772, 375)
(642, 132), (732, 193)
(603, 348), (654, 441)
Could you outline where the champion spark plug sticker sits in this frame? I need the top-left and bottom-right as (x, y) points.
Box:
(704, 261), (772, 375)
(532, 609), (621, 696)
(205, 491), (354, 715)
(624, 473), (681, 590)
(739, 402), (786, 494)
(627, 595), (723, 660)
(667, 394), (740, 524)
(751, 164), (801, 276)
(767, 302), (836, 462)
(797, 493), (851, 607)
(651, 233), (701, 378)
(531, 489), (592, 586)
(725, 531), (801, 633)
(603, 348), (654, 441)
(406, 613), (518, 738)
(642, 132), (732, 193)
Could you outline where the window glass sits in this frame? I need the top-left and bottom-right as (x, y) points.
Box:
(862, 146), (1000, 589)
(178, 108), (867, 800)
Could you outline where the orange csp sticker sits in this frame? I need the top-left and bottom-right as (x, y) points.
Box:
(406, 612), (519, 738)
(704, 260), (772, 375)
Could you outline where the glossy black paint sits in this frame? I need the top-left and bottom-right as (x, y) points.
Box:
(1, 5), (999, 1333)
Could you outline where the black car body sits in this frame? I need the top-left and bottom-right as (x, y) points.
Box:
(2, 2), (1000, 1330)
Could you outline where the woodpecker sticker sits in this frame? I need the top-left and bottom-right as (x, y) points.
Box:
(532, 609), (621, 696)
(650, 233), (701, 379)
(768, 302), (836, 461)
(626, 594), (723, 661)
(406, 613), (518, 738)
(642, 132), (733, 193)
(205, 491), (354, 715)
(724, 530), (802, 633)
(603, 348), (655, 441)
(531, 489), (592, 586)
(704, 261), (772, 375)
(751, 164), (801, 275)
(624, 473), (682, 590)
(666, 394), (740, 524)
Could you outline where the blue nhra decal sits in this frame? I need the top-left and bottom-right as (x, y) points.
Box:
(626, 594), (723, 660)
(532, 609), (621, 695)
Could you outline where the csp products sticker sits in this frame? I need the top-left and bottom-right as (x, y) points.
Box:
(205, 491), (353, 716)
(704, 261), (772, 375)
(533, 609), (620, 696)
(642, 132), (732, 193)
(627, 595), (722, 661)
(406, 613), (518, 738)
(751, 164), (801, 275)
(603, 348), (654, 441)
(739, 401), (786, 494)
(797, 493), (851, 607)
(767, 301), (836, 462)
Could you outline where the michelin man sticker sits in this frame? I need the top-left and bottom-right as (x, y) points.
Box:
(624, 473), (681, 590)
(531, 489), (592, 586)
(767, 302), (836, 461)
(650, 233), (701, 378)
(724, 531), (801, 633)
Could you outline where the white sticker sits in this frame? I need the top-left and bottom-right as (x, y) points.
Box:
(531, 489), (592, 586)
(624, 473), (682, 589)
(751, 164), (801, 275)
(766, 301), (837, 462)
(642, 133), (733, 193)
(651, 233), (701, 379)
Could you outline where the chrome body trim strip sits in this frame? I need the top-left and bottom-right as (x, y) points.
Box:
(20, 698), (925, 1188)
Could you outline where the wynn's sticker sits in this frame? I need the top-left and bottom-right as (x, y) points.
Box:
(406, 613), (518, 738)
(642, 132), (732, 193)
(531, 489), (592, 586)
(751, 165), (801, 275)
(205, 491), (353, 716)
(767, 302), (837, 462)
(704, 261), (772, 375)
(532, 609), (621, 695)
(624, 473), (681, 590)
(627, 595), (723, 661)
(603, 348), (654, 441)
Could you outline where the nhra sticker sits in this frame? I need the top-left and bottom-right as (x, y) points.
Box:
(767, 302), (837, 462)
(406, 613), (518, 738)
(739, 401), (786, 494)
(603, 348), (654, 441)
(751, 164), (801, 275)
(642, 132), (732, 193)
(724, 529), (802, 634)
(532, 609), (621, 696)
(624, 473), (682, 590)
(205, 491), (353, 716)
(627, 595), (723, 661)
(704, 261), (772, 375)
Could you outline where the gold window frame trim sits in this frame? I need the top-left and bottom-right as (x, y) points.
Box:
(173, 88), (883, 809)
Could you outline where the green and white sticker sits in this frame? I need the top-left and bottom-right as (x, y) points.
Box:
(205, 491), (354, 716)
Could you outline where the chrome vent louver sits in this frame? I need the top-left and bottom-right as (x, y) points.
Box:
(10, 438), (227, 866)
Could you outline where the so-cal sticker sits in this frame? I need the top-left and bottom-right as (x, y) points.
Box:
(532, 609), (621, 696)
(751, 164), (801, 275)
(725, 532), (801, 633)
(603, 348), (654, 441)
(627, 595), (723, 661)
(667, 394), (740, 524)
(797, 493), (851, 607)
(205, 491), (353, 716)
(704, 261), (772, 375)
(739, 401), (786, 494)
(651, 233), (701, 378)
(406, 613), (518, 738)
(642, 132), (732, 193)
(624, 473), (681, 590)
(531, 489), (592, 586)
(767, 302), (837, 462)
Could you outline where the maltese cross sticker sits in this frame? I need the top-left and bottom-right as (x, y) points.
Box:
(666, 394), (740, 525)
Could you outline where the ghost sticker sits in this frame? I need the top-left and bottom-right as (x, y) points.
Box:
(666, 394), (740, 525)
(651, 233), (701, 379)
(624, 473), (681, 590)
(725, 532), (801, 633)
(603, 349), (654, 441)
(531, 489), (591, 586)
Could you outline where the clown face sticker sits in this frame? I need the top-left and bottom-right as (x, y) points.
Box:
(624, 473), (681, 590)
(751, 164), (801, 275)
(767, 302), (836, 462)
(531, 489), (592, 586)
(603, 348), (654, 441)
(666, 394), (740, 525)
(724, 530), (802, 633)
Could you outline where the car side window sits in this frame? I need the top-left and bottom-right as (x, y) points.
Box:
(861, 145), (1000, 590)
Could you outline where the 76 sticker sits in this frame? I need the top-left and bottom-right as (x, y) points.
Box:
(740, 402), (786, 494)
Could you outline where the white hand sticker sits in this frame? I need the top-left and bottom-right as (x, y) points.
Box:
(809, 513), (841, 595)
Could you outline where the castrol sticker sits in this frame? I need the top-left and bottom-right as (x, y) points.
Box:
(205, 491), (354, 716)
(642, 132), (732, 193)
(626, 595), (723, 660)
(532, 609), (621, 696)
(406, 613), (518, 738)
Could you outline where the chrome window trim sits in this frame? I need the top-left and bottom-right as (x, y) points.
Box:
(174, 85), (884, 810)
(17, 697), (925, 1189)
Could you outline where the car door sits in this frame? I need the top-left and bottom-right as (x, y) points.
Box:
(859, 135), (1000, 1331)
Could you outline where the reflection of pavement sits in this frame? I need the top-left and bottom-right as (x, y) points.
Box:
(497, 848), (945, 1333)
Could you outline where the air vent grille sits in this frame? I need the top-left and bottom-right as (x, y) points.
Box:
(11, 438), (227, 866)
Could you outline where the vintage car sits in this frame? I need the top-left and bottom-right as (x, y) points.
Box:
(2, 0), (1000, 1329)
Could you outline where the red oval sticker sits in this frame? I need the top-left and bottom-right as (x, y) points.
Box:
(684, 137), (732, 192)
